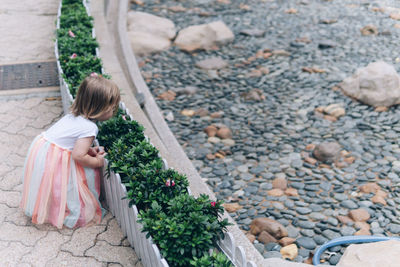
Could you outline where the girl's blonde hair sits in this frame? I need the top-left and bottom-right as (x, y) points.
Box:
(71, 75), (120, 120)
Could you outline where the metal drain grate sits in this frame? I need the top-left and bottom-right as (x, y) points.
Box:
(0, 61), (59, 90)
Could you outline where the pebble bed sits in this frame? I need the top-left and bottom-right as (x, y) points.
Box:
(131, 0), (400, 264)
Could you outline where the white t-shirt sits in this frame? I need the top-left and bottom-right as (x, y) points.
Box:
(43, 114), (98, 151)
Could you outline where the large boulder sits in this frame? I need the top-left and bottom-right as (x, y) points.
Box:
(339, 61), (400, 107)
(127, 32), (171, 56)
(174, 21), (234, 52)
(127, 11), (176, 39)
(250, 217), (288, 239)
(127, 11), (176, 55)
(338, 240), (400, 267)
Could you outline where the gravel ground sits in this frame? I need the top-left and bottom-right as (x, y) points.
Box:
(131, 0), (400, 264)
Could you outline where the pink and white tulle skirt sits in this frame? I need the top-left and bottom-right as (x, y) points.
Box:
(20, 135), (104, 229)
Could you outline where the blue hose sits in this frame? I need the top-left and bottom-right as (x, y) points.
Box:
(312, 235), (400, 265)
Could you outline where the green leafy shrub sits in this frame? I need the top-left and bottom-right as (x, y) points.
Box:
(61, 55), (102, 96)
(107, 139), (162, 182)
(139, 195), (231, 267)
(127, 168), (189, 210)
(97, 116), (145, 151)
(59, 2), (93, 30)
(190, 251), (233, 267)
(58, 0), (101, 96)
(57, 28), (98, 56)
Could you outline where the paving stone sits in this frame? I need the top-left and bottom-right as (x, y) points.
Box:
(0, 222), (47, 246)
(2, 117), (32, 134)
(0, 203), (14, 224)
(20, 126), (42, 138)
(21, 98), (44, 110)
(97, 218), (125, 246)
(7, 154), (26, 168)
(0, 241), (32, 265)
(57, 227), (75, 236)
(0, 240), (10, 251)
(28, 115), (57, 130)
(86, 240), (139, 266)
(0, 101), (18, 113)
(99, 211), (114, 226)
(61, 225), (106, 256)
(0, 167), (23, 191)
(0, 190), (21, 208)
(0, 145), (13, 164)
(46, 251), (103, 266)
(23, 231), (70, 266)
(0, 163), (14, 178)
(5, 209), (31, 226)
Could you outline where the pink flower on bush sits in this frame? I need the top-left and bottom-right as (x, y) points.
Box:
(68, 30), (75, 38)
(122, 115), (127, 121)
(211, 201), (216, 207)
(70, 53), (77, 59)
(165, 179), (175, 187)
(90, 72), (98, 77)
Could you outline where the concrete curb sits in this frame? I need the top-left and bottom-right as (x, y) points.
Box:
(94, 0), (326, 266)
(0, 86), (60, 100)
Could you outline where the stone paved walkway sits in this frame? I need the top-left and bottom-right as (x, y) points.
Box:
(0, 0), (141, 266)
(0, 98), (141, 266)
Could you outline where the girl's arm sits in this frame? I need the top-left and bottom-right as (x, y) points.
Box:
(72, 137), (105, 168)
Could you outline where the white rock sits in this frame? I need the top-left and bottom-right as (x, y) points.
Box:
(338, 240), (400, 267)
(127, 11), (176, 40)
(208, 136), (221, 144)
(208, 21), (235, 44)
(128, 32), (171, 56)
(127, 11), (176, 55)
(174, 21), (234, 52)
(163, 110), (174, 121)
(221, 138), (235, 146)
(324, 103), (345, 118)
(339, 61), (400, 107)
(233, 190), (245, 197)
(392, 161), (400, 167)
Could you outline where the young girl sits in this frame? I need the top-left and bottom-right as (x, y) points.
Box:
(20, 75), (120, 229)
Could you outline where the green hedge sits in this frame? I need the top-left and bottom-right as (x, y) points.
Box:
(58, 1), (232, 266)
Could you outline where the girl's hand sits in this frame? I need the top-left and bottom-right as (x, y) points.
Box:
(88, 147), (97, 157)
(88, 146), (105, 157)
(95, 153), (107, 168)
(97, 146), (105, 155)
(72, 137), (106, 169)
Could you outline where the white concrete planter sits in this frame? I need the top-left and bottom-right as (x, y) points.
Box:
(55, 1), (256, 266)
(55, 1), (74, 115)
